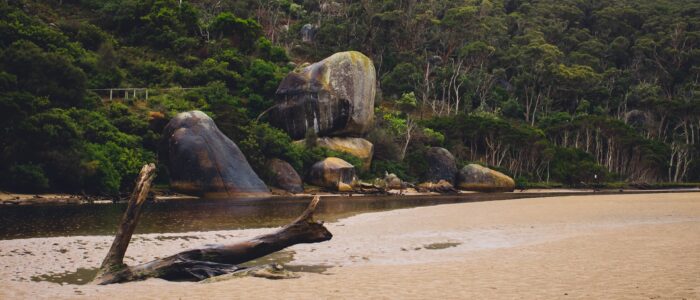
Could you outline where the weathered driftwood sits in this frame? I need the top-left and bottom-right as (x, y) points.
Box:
(94, 165), (332, 284)
(97, 163), (157, 279)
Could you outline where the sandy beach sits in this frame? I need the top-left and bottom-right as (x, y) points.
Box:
(1, 192), (698, 299)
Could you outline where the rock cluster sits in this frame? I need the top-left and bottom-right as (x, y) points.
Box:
(383, 173), (404, 189)
(419, 147), (516, 193)
(416, 180), (456, 193)
(270, 51), (378, 190)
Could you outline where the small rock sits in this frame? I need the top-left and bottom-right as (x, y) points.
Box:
(308, 157), (357, 191)
(267, 159), (304, 193)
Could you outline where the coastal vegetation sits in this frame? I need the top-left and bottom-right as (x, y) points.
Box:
(1, 0), (698, 195)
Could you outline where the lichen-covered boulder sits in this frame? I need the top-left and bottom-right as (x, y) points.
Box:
(267, 159), (303, 193)
(424, 147), (458, 184)
(162, 111), (270, 198)
(316, 137), (373, 171)
(457, 164), (515, 193)
(270, 51), (376, 139)
(308, 157), (356, 191)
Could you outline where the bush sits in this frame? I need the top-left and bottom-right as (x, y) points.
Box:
(380, 63), (421, 99)
(1, 40), (87, 108)
(81, 143), (120, 194)
(370, 159), (410, 181)
(209, 13), (263, 51)
(81, 141), (155, 194)
(238, 121), (299, 174)
(367, 127), (401, 161)
(5, 163), (50, 192)
(550, 147), (607, 186)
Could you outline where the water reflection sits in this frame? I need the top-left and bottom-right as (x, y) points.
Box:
(0, 193), (588, 239)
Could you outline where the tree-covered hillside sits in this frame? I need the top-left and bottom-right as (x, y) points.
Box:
(280, 0), (700, 185)
(1, 0), (698, 195)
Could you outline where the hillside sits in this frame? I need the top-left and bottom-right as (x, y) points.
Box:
(1, 0), (699, 195)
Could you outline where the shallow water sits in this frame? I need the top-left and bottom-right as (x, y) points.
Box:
(30, 268), (99, 285)
(0, 191), (672, 240)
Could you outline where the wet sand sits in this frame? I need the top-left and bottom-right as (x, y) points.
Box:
(1, 192), (698, 299)
(4, 188), (697, 205)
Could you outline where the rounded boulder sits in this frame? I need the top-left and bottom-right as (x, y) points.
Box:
(308, 157), (356, 191)
(457, 164), (515, 193)
(271, 51), (376, 139)
(267, 159), (304, 194)
(162, 111), (270, 198)
(424, 147), (458, 184)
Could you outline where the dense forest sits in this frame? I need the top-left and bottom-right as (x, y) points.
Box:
(1, 0), (698, 195)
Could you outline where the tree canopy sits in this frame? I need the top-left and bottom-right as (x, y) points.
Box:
(0, 0), (698, 194)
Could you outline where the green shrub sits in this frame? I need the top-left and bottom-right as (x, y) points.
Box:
(238, 121), (299, 174)
(5, 163), (50, 192)
(550, 147), (607, 186)
(370, 159), (410, 181)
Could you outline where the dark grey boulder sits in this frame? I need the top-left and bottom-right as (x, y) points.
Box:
(424, 147), (458, 184)
(270, 51), (376, 139)
(162, 111), (270, 198)
(267, 158), (304, 193)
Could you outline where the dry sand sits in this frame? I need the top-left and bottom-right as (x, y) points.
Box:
(1, 192), (698, 299)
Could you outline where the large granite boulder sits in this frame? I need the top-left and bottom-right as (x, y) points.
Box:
(270, 51), (376, 139)
(308, 157), (356, 191)
(316, 137), (373, 171)
(424, 147), (458, 184)
(267, 158), (304, 193)
(457, 164), (515, 192)
(162, 111), (270, 198)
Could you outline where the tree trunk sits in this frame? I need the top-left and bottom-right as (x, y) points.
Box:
(94, 165), (332, 285)
(97, 163), (156, 277)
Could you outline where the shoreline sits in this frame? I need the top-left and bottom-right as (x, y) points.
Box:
(2, 187), (699, 206)
(0, 192), (698, 299)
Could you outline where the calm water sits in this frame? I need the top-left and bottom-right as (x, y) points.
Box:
(0, 192), (650, 240)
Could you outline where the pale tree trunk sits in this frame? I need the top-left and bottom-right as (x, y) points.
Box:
(400, 118), (417, 161)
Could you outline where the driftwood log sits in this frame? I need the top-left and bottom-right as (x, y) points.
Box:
(94, 164), (332, 284)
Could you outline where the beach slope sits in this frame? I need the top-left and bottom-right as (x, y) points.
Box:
(1, 193), (698, 299)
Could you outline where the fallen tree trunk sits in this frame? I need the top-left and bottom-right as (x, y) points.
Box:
(94, 164), (332, 285)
